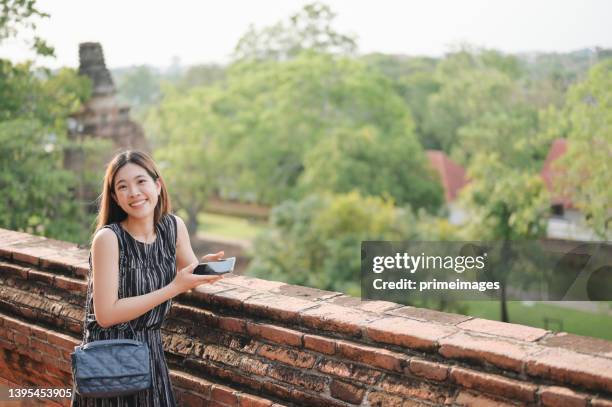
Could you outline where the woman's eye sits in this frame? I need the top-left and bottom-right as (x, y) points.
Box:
(139, 180), (146, 184)
(118, 185), (126, 190)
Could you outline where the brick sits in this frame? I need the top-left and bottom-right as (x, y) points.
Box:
(267, 364), (327, 392)
(66, 320), (83, 335)
(408, 358), (449, 381)
(167, 334), (195, 357)
(592, 398), (612, 407)
(211, 385), (238, 405)
(31, 337), (60, 358)
(28, 349), (44, 363)
(303, 334), (336, 355)
(13, 332), (29, 347)
(54, 275), (87, 294)
(261, 380), (293, 400)
(4, 316), (31, 335)
(380, 374), (454, 404)
(539, 332), (612, 358)
(539, 386), (587, 407)
(17, 306), (37, 320)
(243, 293), (318, 322)
(367, 316), (457, 351)
(0, 230), (37, 250)
(246, 322), (303, 347)
(454, 390), (518, 407)
(47, 331), (80, 351)
(30, 325), (48, 341)
(526, 347), (612, 392)
(387, 305), (472, 325)
(329, 295), (402, 313)
(222, 275), (285, 292)
(228, 372), (264, 393)
(224, 336), (260, 355)
(0, 262), (30, 279)
(201, 345), (242, 368)
(257, 344), (316, 369)
(218, 316), (246, 333)
(450, 367), (536, 402)
(73, 262), (89, 278)
(238, 356), (270, 376)
(179, 390), (208, 406)
(170, 303), (219, 328)
(238, 393), (273, 407)
(402, 399), (432, 407)
(12, 245), (59, 266)
(457, 318), (548, 342)
(439, 331), (537, 372)
(208, 287), (259, 310)
(272, 284), (341, 301)
(329, 379), (365, 404)
(27, 269), (55, 285)
(290, 389), (349, 407)
(367, 391), (404, 407)
(336, 340), (407, 372)
(300, 303), (381, 336)
(40, 250), (88, 273)
(317, 359), (382, 385)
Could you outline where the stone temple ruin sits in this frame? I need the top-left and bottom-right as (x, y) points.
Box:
(64, 42), (149, 204)
(71, 42), (148, 151)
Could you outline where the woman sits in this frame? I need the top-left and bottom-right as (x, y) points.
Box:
(72, 150), (224, 406)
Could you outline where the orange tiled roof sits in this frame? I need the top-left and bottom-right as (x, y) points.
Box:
(427, 150), (468, 203)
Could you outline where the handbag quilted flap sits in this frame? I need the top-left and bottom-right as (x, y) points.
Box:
(73, 341), (150, 379)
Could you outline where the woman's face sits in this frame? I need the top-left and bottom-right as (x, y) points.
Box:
(112, 163), (161, 220)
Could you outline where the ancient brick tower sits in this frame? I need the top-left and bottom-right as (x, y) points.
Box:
(64, 42), (150, 206)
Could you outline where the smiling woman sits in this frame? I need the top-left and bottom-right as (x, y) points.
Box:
(71, 150), (226, 407)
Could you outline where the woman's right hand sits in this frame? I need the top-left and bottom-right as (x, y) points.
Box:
(171, 261), (223, 294)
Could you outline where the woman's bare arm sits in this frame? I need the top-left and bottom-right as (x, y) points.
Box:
(91, 227), (219, 328)
(173, 214), (198, 271)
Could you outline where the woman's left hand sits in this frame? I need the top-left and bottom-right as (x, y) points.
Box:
(201, 250), (225, 263)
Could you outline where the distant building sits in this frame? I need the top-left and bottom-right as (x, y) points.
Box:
(69, 42), (149, 152)
(427, 143), (599, 241)
(540, 138), (598, 241)
(426, 150), (468, 225)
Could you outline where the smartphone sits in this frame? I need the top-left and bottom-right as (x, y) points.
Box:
(193, 257), (236, 275)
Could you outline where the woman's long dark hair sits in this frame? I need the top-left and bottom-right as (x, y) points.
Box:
(95, 150), (171, 233)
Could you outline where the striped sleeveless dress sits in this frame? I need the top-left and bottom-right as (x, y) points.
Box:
(72, 213), (178, 407)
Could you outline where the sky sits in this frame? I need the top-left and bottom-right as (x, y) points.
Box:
(1, 0), (611, 69)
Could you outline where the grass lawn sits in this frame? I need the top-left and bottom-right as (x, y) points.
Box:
(463, 301), (612, 340)
(197, 212), (265, 240)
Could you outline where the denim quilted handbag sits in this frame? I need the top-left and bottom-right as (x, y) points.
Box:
(71, 322), (151, 397)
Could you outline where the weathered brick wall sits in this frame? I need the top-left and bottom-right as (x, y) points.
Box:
(0, 228), (611, 407)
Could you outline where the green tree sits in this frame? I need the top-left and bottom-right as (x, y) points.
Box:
(1, 0), (53, 56)
(116, 65), (161, 110)
(362, 54), (441, 149)
(0, 61), (92, 242)
(459, 153), (550, 322)
(424, 47), (531, 156)
(300, 126), (443, 210)
(557, 60), (612, 239)
(233, 2), (356, 61)
(248, 191), (415, 295)
(145, 85), (223, 237)
(213, 52), (441, 209)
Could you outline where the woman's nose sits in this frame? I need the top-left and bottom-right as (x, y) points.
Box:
(128, 186), (141, 197)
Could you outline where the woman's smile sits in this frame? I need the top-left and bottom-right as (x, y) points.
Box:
(129, 199), (148, 208)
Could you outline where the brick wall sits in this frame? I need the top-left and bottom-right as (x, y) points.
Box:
(0, 228), (611, 407)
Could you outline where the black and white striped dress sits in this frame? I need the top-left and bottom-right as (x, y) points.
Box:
(72, 213), (178, 407)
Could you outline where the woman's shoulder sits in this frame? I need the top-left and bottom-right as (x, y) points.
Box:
(91, 227), (119, 251)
